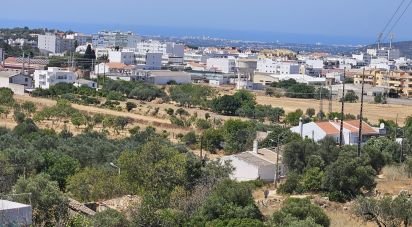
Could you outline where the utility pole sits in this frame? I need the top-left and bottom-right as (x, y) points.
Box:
(21, 52), (25, 74)
(319, 84), (323, 119)
(339, 68), (346, 148)
(357, 68), (366, 157)
(328, 85), (333, 113)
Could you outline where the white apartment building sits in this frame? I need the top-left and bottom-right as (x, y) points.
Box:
(135, 40), (185, 65)
(34, 67), (77, 89)
(206, 57), (237, 74)
(92, 31), (140, 48)
(66, 33), (93, 46)
(184, 52), (203, 63)
(305, 59), (324, 69)
(37, 33), (75, 54)
(367, 47), (401, 60)
(144, 53), (162, 70)
(108, 50), (135, 65)
(0, 48), (3, 63)
(256, 58), (300, 74)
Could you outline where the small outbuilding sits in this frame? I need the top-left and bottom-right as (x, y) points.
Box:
(221, 145), (285, 183)
(0, 200), (32, 226)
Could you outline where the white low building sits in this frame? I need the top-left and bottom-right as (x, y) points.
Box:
(147, 71), (191, 85)
(221, 146), (285, 182)
(0, 71), (33, 95)
(34, 67), (77, 89)
(74, 79), (97, 89)
(290, 120), (384, 145)
(0, 200), (32, 226)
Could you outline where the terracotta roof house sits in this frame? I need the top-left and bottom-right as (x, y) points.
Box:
(290, 119), (385, 145)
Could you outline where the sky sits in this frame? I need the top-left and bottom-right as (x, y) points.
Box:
(1, 0), (412, 45)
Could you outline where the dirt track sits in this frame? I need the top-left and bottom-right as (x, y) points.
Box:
(13, 95), (191, 135)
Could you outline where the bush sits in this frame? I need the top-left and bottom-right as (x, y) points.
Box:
(278, 172), (304, 194)
(182, 131), (197, 146)
(126, 102), (137, 112)
(196, 119), (212, 130)
(270, 198), (330, 227)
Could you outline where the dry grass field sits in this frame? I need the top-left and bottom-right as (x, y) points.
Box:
(255, 94), (412, 125)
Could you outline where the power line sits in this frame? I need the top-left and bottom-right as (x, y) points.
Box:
(379, 0), (407, 39)
(383, 0), (412, 41)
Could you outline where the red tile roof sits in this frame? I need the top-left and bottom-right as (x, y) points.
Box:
(316, 122), (339, 135)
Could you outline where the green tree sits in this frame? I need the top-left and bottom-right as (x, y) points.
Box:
(0, 87), (15, 106)
(269, 198), (330, 227)
(222, 119), (256, 154)
(283, 140), (318, 174)
(71, 112), (87, 128)
(355, 194), (412, 227)
(13, 174), (69, 226)
(66, 167), (125, 202)
(323, 154), (376, 201)
(182, 131), (198, 146)
(196, 180), (262, 221)
(45, 154), (80, 190)
(342, 90), (359, 103)
(202, 128), (224, 153)
(13, 111), (26, 124)
(118, 139), (187, 196)
(285, 109), (304, 126)
(211, 95), (242, 116)
(306, 108), (316, 118)
(302, 167), (324, 192)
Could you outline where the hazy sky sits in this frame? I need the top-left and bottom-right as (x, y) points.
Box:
(1, 0), (411, 44)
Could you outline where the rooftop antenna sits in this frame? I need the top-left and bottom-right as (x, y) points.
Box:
(377, 33), (383, 49)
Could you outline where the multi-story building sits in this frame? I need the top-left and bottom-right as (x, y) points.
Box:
(206, 57), (237, 74)
(66, 33), (93, 46)
(256, 58), (300, 74)
(34, 67), (77, 89)
(367, 47), (401, 60)
(92, 31), (140, 48)
(0, 48), (3, 63)
(37, 33), (75, 54)
(353, 69), (412, 97)
(144, 53), (163, 70)
(108, 50), (135, 65)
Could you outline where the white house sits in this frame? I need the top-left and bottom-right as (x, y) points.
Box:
(290, 120), (383, 145)
(221, 146), (285, 183)
(34, 67), (77, 89)
(206, 57), (237, 74)
(108, 50), (135, 65)
(74, 79), (97, 89)
(0, 200), (32, 226)
(147, 71), (191, 85)
(0, 71), (33, 95)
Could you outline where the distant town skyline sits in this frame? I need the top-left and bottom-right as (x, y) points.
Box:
(1, 0), (412, 45)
